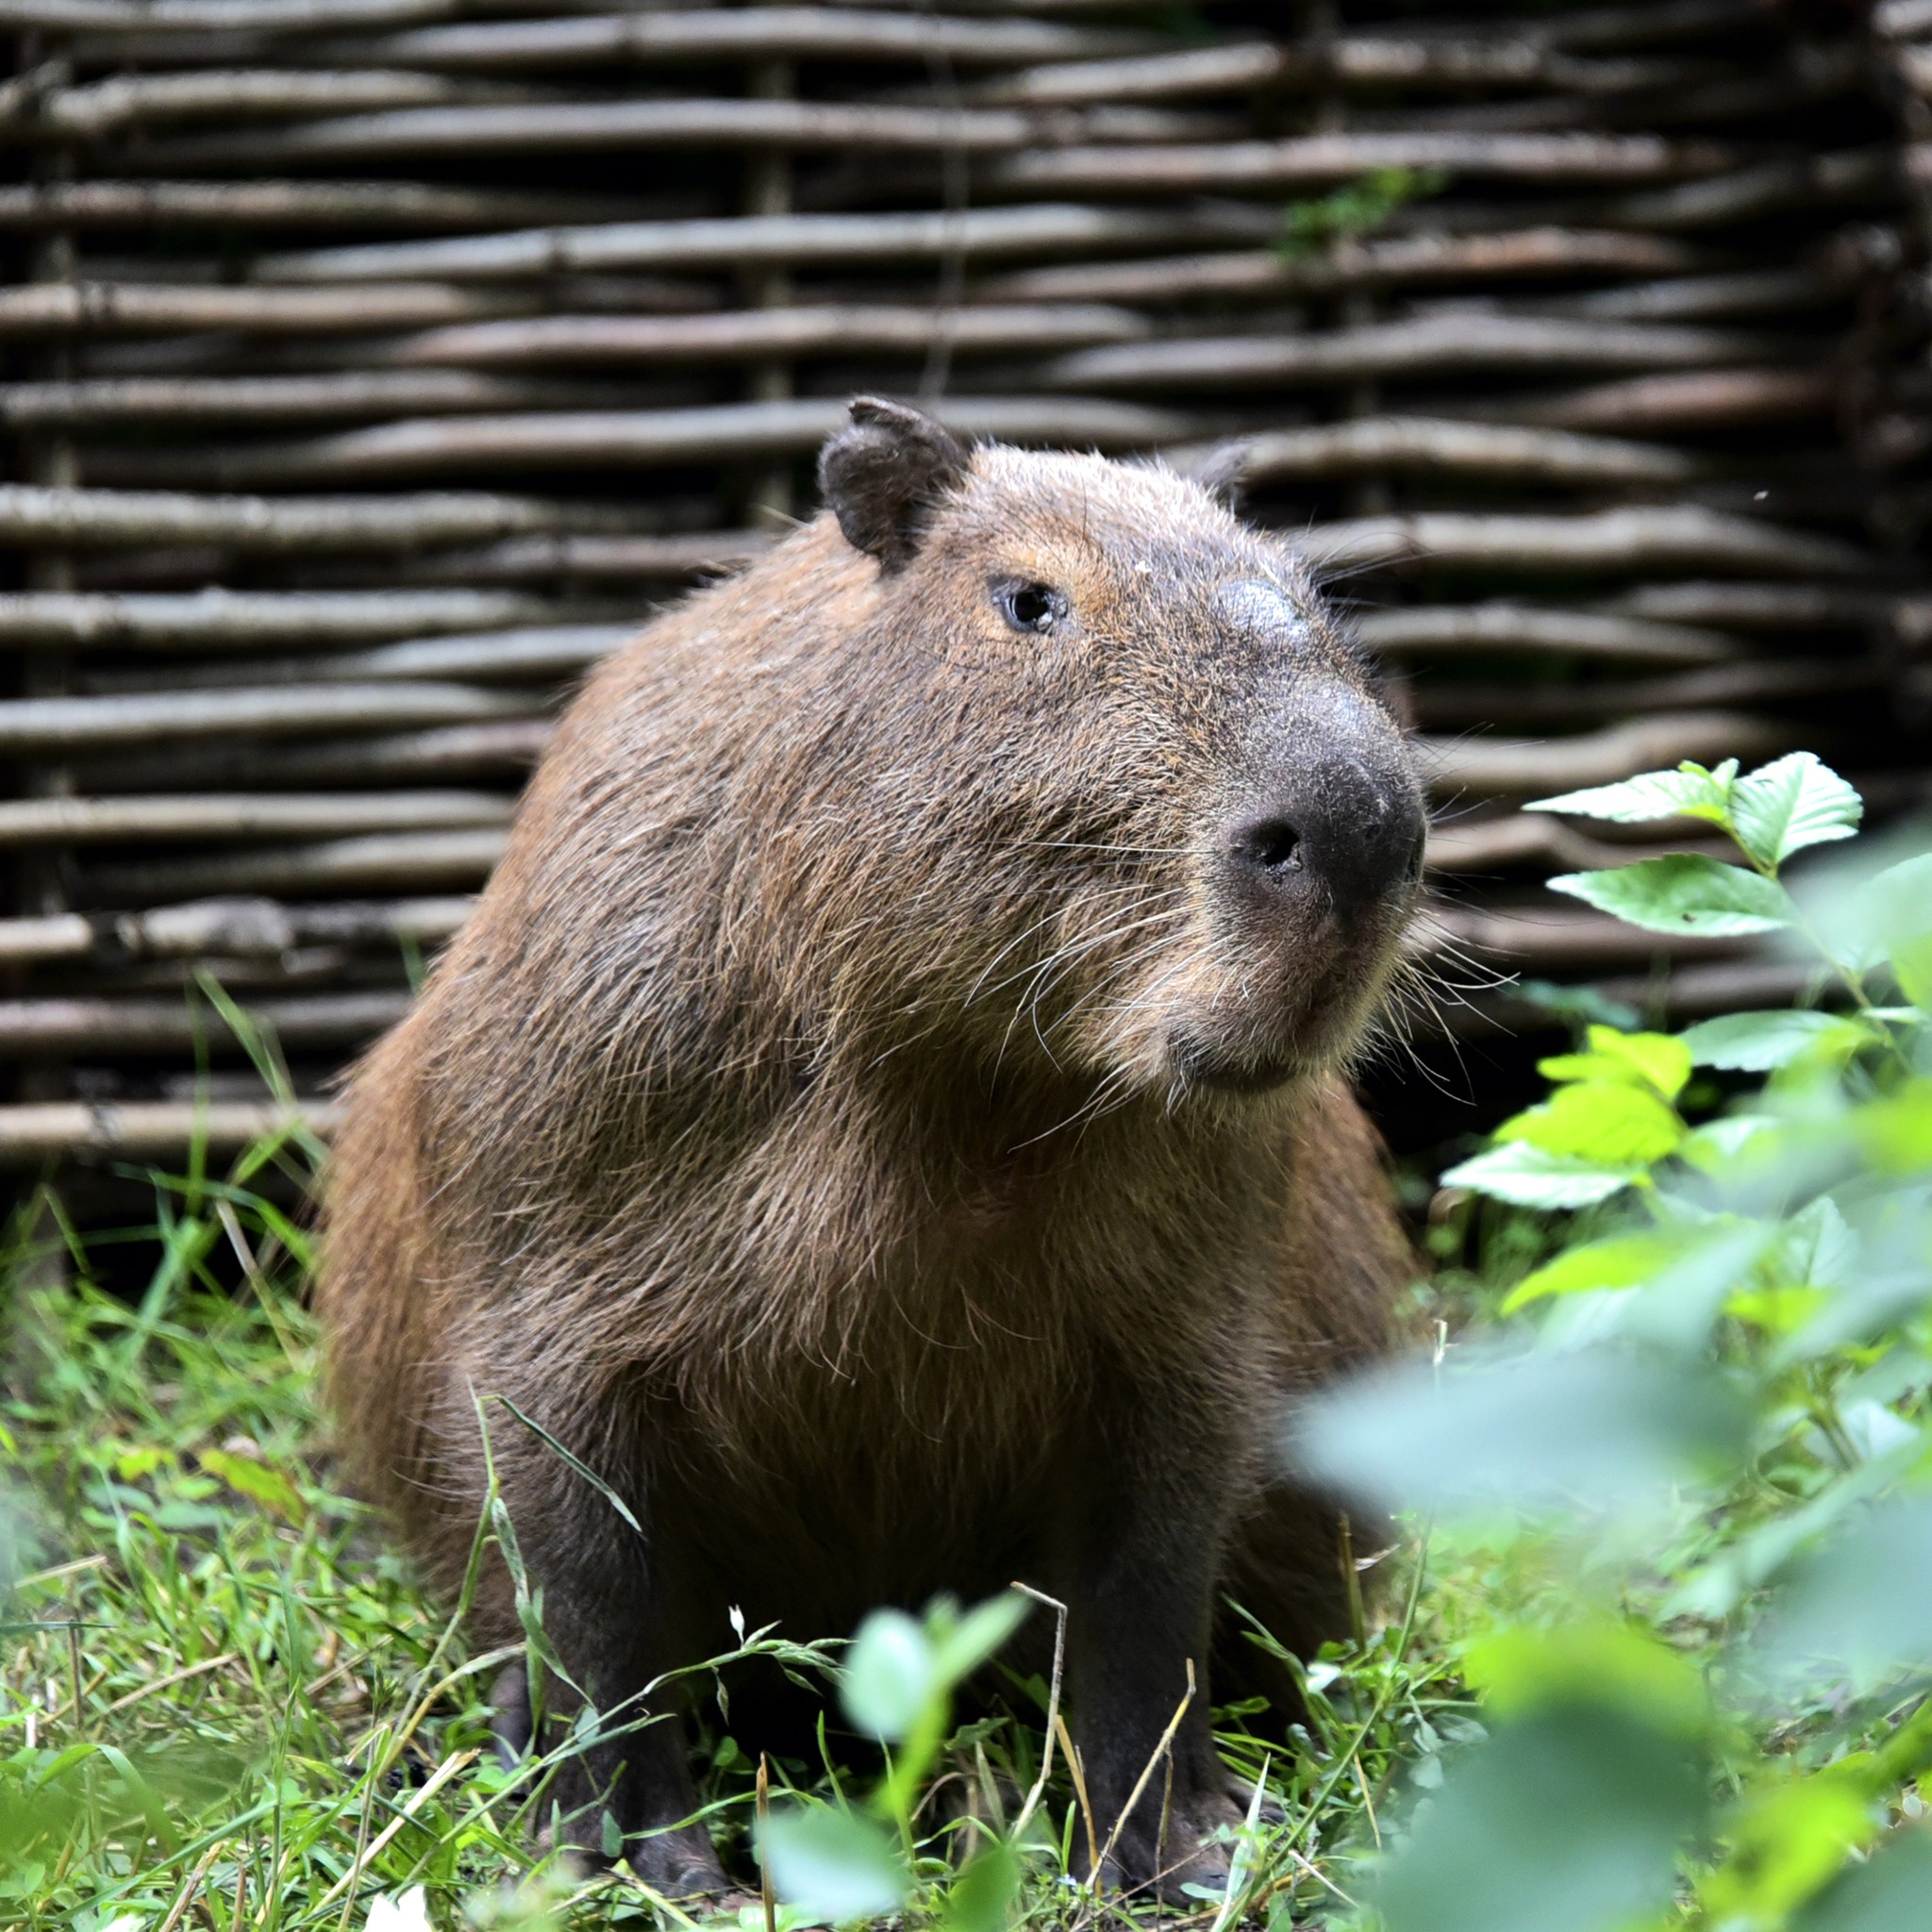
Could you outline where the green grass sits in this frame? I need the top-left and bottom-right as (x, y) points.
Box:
(0, 1152), (1469, 1932)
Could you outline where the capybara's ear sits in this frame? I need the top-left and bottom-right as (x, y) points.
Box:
(1186, 439), (1252, 514)
(818, 395), (973, 573)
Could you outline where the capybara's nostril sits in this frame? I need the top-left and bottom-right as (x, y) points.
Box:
(1231, 816), (1305, 878)
(1405, 823), (1428, 881)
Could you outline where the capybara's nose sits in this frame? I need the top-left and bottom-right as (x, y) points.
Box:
(1224, 757), (1425, 917)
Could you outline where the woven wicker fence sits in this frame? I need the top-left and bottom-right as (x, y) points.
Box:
(1, 0), (1928, 1182)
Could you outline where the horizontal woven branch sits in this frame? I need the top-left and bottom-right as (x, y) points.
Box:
(990, 129), (1731, 194)
(123, 395), (1195, 488)
(0, 991), (412, 1054)
(1188, 417), (1699, 488)
(1353, 602), (1737, 663)
(1051, 311), (1775, 388)
(0, 683), (540, 753)
(0, 587), (575, 647)
(339, 9), (1146, 70)
(144, 97), (1101, 169)
(0, 1100), (339, 1170)
(252, 202), (1274, 284)
(0, 176), (647, 229)
(0, 481), (588, 550)
(1421, 709), (1786, 793)
(364, 303), (1147, 370)
(979, 227), (1708, 305)
(0, 791), (513, 845)
(88, 828), (509, 899)
(1296, 506), (1869, 576)
(94, 624), (634, 690)
(1, 368), (662, 428)
(0, 278), (532, 337)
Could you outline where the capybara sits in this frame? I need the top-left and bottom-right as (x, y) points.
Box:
(318, 397), (1424, 1900)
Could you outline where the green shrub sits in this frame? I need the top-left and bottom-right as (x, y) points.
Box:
(1302, 752), (1932, 1932)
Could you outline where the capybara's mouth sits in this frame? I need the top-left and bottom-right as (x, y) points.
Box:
(1164, 1024), (1310, 1094)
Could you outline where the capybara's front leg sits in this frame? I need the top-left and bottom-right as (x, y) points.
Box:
(496, 1452), (727, 1893)
(1062, 1438), (1243, 1903)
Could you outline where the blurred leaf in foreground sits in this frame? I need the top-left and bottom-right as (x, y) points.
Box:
(1757, 1494), (1932, 1694)
(759, 1807), (910, 1923)
(1373, 1702), (1707, 1932)
(1793, 1827), (1932, 1932)
(1290, 1345), (1749, 1522)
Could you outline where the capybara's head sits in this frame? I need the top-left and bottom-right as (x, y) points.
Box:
(797, 396), (1424, 1100)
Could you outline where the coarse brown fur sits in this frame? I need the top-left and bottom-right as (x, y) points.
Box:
(317, 402), (1424, 1901)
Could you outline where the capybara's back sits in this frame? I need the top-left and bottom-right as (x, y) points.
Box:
(317, 400), (1423, 1899)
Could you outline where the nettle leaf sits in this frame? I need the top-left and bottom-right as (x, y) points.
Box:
(1497, 1080), (1685, 1171)
(1679, 1009), (1871, 1073)
(1465, 1622), (1708, 1740)
(1291, 1345), (1750, 1521)
(1702, 1771), (1880, 1926)
(759, 1807), (911, 1923)
(1758, 1493), (1932, 1692)
(1856, 1082), (1932, 1174)
(1769, 1197), (1857, 1293)
(1862, 853), (1932, 1011)
(1550, 855), (1793, 938)
(943, 1843), (1021, 1932)
(1501, 1232), (1679, 1313)
(841, 1609), (935, 1742)
(1680, 1112), (1783, 1172)
(1795, 1824), (1932, 1931)
(1441, 1142), (1644, 1209)
(929, 1591), (1029, 1689)
(1373, 1704), (1708, 1932)
(1727, 752), (1862, 870)
(1527, 759), (1738, 829)
(1540, 1025), (1692, 1101)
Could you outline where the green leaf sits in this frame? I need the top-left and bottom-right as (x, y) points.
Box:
(1441, 1142), (1643, 1208)
(1770, 1197), (1857, 1293)
(929, 1591), (1029, 1690)
(841, 1609), (935, 1742)
(1464, 1622), (1708, 1740)
(943, 1843), (1021, 1932)
(1857, 1083), (1932, 1174)
(1539, 1026), (1691, 1101)
(759, 1807), (911, 1923)
(1679, 1009), (1870, 1072)
(1372, 1704), (1708, 1932)
(1703, 1772), (1880, 1925)
(1863, 853), (1932, 1010)
(1496, 1080), (1684, 1169)
(1526, 759), (1738, 828)
(1795, 1826), (1932, 1932)
(1291, 1345), (1750, 1521)
(197, 1447), (305, 1523)
(1500, 1233), (1678, 1312)
(1549, 855), (1793, 937)
(1761, 1494), (1932, 1692)
(1727, 752), (1862, 870)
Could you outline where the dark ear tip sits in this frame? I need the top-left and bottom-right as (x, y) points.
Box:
(818, 394), (973, 572)
(1188, 439), (1253, 512)
(847, 394), (918, 431)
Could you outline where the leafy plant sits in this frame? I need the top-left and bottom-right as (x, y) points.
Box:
(758, 1592), (1031, 1928)
(1301, 752), (1932, 1932)
(1279, 167), (1448, 258)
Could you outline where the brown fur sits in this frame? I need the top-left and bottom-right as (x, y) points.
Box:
(317, 407), (1422, 1898)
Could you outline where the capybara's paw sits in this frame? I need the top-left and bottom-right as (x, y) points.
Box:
(1098, 1788), (1244, 1904)
(620, 1824), (735, 1900)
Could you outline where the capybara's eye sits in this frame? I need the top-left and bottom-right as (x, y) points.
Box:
(994, 580), (1068, 635)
